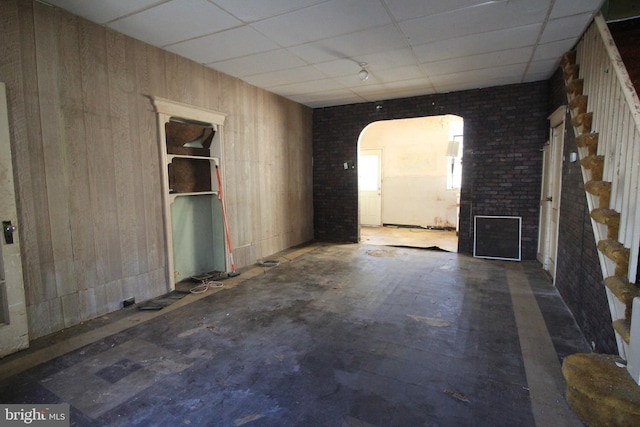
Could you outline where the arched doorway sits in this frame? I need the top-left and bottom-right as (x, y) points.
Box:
(357, 115), (463, 252)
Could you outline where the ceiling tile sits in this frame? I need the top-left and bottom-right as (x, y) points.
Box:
(422, 47), (533, 76)
(532, 39), (576, 62)
(337, 65), (425, 87)
(46, 0), (164, 24)
(211, 49), (308, 78)
(270, 79), (348, 97)
(166, 26), (280, 64)
(243, 66), (328, 88)
(526, 58), (559, 76)
(385, 0), (508, 22)
(251, 0), (392, 47)
(413, 24), (541, 63)
(550, 0), (603, 19)
(288, 25), (407, 63)
(399, 0), (548, 45)
(539, 13), (594, 44)
(212, 0), (327, 22)
(429, 63), (527, 86)
(107, 0), (241, 47)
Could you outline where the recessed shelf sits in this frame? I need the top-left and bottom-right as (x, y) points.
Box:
(167, 154), (219, 164)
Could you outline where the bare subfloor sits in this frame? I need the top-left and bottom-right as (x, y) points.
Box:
(360, 225), (458, 252)
(0, 242), (589, 426)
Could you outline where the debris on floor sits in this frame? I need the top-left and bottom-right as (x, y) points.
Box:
(137, 290), (190, 311)
(444, 389), (470, 403)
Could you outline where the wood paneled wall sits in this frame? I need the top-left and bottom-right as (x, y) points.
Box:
(0, 0), (313, 339)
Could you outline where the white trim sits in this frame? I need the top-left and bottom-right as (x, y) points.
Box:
(150, 97), (227, 289)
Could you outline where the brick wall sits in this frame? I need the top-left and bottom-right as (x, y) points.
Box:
(549, 68), (618, 354)
(313, 82), (548, 259)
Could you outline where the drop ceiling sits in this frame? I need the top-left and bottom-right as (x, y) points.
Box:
(43, 0), (605, 108)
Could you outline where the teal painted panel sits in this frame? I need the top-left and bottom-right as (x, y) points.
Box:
(171, 195), (225, 282)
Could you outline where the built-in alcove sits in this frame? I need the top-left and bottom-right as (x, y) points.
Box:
(152, 97), (228, 288)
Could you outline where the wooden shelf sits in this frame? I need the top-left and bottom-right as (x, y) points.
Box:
(168, 191), (218, 203)
(167, 154), (219, 164)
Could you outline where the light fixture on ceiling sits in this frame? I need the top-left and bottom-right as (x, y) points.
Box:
(358, 63), (369, 81)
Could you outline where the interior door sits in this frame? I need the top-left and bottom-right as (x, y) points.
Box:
(0, 82), (30, 357)
(538, 107), (565, 280)
(359, 149), (382, 226)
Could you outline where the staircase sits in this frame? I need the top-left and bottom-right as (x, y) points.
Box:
(559, 12), (640, 426)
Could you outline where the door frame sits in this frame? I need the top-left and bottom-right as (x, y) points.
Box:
(538, 105), (566, 282)
(0, 82), (30, 357)
(358, 148), (383, 227)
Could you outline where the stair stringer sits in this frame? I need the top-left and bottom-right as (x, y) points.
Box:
(560, 15), (640, 372)
(560, 13), (640, 361)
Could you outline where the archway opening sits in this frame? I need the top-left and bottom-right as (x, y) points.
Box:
(357, 115), (463, 252)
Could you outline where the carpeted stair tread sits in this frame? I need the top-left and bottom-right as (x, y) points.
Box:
(563, 63), (580, 81)
(591, 208), (620, 239)
(581, 155), (605, 181)
(569, 95), (588, 115)
(560, 51), (577, 69)
(597, 239), (630, 277)
(576, 132), (599, 155)
(604, 276), (640, 319)
(613, 319), (632, 344)
(566, 79), (584, 97)
(562, 353), (640, 426)
(572, 112), (593, 134)
(585, 181), (612, 209)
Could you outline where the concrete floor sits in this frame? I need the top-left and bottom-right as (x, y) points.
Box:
(0, 242), (590, 426)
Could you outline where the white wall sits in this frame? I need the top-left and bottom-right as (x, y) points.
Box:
(360, 115), (462, 228)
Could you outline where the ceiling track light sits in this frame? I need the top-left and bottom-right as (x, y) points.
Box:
(358, 62), (369, 81)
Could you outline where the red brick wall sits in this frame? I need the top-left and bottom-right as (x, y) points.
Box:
(313, 82), (548, 259)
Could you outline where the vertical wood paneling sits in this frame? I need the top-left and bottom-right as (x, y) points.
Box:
(128, 38), (150, 276)
(107, 30), (138, 279)
(1, 1), (41, 308)
(79, 21), (122, 291)
(146, 47), (166, 274)
(2, 1), (313, 339)
(33, 4), (72, 306)
(56, 10), (96, 295)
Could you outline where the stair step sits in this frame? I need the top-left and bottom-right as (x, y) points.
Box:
(591, 208), (620, 239)
(604, 276), (640, 319)
(562, 353), (640, 426)
(575, 132), (599, 155)
(572, 112), (593, 134)
(585, 181), (611, 208)
(566, 79), (584, 97)
(613, 319), (632, 344)
(580, 155), (604, 181)
(597, 239), (630, 277)
(560, 51), (577, 69)
(563, 63), (580, 81)
(569, 95), (588, 115)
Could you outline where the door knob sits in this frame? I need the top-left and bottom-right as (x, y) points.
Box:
(3, 221), (16, 244)
(545, 197), (553, 202)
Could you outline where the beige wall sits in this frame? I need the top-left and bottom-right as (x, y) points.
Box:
(360, 116), (461, 228)
(0, 0), (313, 339)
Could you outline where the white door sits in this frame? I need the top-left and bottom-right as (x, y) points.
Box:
(538, 106), (565, 280)
(359, 149), (382, 226)
(0, 82), (30, 357)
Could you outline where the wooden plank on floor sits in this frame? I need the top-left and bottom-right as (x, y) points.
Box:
(505, 263), (584, 427)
